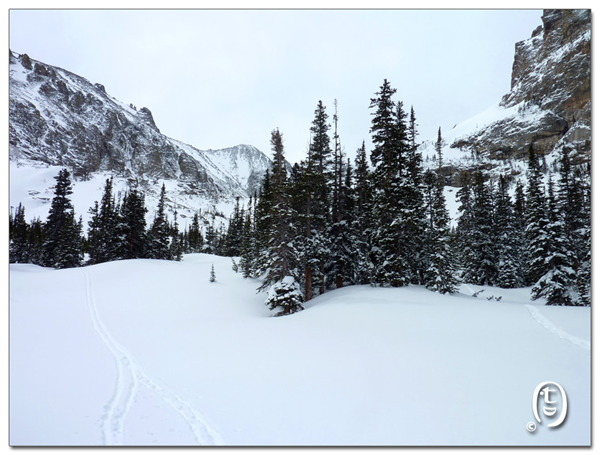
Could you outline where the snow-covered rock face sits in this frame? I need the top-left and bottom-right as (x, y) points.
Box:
(433, 9), (590, 180)
(9, 51), (273, 203)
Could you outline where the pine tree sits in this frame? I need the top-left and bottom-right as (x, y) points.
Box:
(119, 187), (148, 259)
(187, 212), (204, 254)
(422, 171), (458, 294)
(10, 203), (29, 263)
(259, 128), (304, 316)
(525, 144), (550, 286)
(210, 263), (216, 282)
(148, 184), (172, 260)
(369, 81), (425, 286)
(352, 141), (374, 284)
(435, 127), (443, 170)
(531, 175), (577, 305)
(27, 217), (45, 266)
(87, 177), (121, 264)
(494, 175), (521, 288)
(169, 209), (183, 261)
(43, 169), (83, 269)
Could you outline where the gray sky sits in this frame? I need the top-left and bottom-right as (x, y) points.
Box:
(9, 9), (543, 165)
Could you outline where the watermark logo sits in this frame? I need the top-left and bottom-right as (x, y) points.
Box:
(527, 382), (568, 432)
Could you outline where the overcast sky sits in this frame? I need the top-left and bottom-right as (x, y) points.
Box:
(10, 9), (544, 165)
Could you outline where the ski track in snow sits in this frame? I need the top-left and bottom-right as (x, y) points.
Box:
(526, 304), (590, 351)
(83, 268), (222, 445)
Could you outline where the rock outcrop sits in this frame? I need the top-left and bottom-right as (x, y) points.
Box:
(448, 9), (590, 162)
(9, 51), (273, 201)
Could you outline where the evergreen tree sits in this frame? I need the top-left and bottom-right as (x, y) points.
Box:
(9, 203), (29, 263)
(494, 175), (521, 288)
(43, 169), (83, 269)
(169, 209), (183, 261)
(259, 128), (304, 316)
(369, 81), (425, 286)
(525, 144), (550, 286)
(148, 184), (172, 260)
(27, 217), (45, 266)
(531, 176), (577, 305)
(435, 127), (443, 171)
(210, 263), (216, 282)
(119, 187), (148, 259)
(87, 177), (121, 264)
(422, 170), (458, 294)
(352, 141), (374, 284)
(187, 212), (204, 254)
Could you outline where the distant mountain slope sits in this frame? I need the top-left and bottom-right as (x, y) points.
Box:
(9, 50), (274, 201)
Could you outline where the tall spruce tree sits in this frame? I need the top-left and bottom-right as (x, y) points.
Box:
(369, 81), (425, 286)
(494, 175), (521, 288)
(119, 187), (148, 259)
(352, 141), (374, 284)
(148, 184), (172, 260)
(43, 169), (83, 269)
(531, 175), (577, 305)
(525, 144), (550, 286)
(259, 128), (303, 316)
(423, 170), (458, 293)
(10, 203), (29, 263)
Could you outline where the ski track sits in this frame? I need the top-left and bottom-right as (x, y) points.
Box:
(526, 304), (590, 351)
(83, 268), (222, 445)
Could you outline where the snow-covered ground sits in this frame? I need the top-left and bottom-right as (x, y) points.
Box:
(9, 254), (590, 446)
(9, 160), (234, 233)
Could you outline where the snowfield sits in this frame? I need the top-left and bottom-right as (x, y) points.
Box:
(10, 254), (590, 446)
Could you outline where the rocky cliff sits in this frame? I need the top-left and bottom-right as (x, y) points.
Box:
(425, 9), (590, 181)
(9, 51), (272, 201)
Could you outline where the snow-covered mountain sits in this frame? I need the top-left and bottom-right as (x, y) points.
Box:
(420, 9), (590, 185)
(9, 51), (273, 224)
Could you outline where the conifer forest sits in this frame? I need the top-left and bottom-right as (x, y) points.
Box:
(10, 79), (591, 316)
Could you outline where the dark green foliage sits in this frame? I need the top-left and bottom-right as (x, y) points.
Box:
(43, 169), (83, 269)
(148, 184), (172, 260)
(423, 170), (458, 294)
(494, 175), (522, 288)
(368, 81), (426, 287)
(9, 203), (29, 263)
(119, 187), (148, 259)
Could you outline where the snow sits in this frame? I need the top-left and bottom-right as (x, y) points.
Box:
(9, 160), (235, 235)
(10, 255), (590, 446)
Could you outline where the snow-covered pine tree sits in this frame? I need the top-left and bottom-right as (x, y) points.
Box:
(43, 169), (83, 269)
(239, 199), (256, 279)
(210, 263), (216, 282)
(259, 128), (304, 316)
(27, 217), (45, 266)
(467, 172), (497, 286)
(187, 212), (204, 254)
(525, 144), (550, 286)
(423, 170), (459, 294)
(265, 276), (304, 317)
(224, 197), (245, 257)
(9, 203), (29, 263)
(169, 209), (183, 261)
(148, 184), (172, 260)
(119, 186), (148, 259)
(352, 141), (374, 284)
(401, 104), (427, 284)
(494, 175), (521, 288)
(369, 80), (411, 287)
(531, 175), (577, 305)
(512, 180), (528, 284)
(557, 147), (591, 306)
(87, 177), (121, 264)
